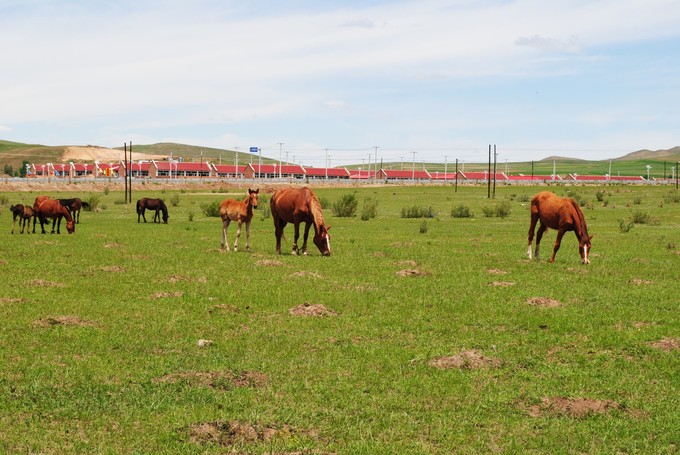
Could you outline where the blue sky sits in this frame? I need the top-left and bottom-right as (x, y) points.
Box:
(1, 0), (679, 167)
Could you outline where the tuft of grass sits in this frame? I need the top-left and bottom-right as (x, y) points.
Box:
(201, 200), (221, 217)
(401, 205), (437, 218)
(332, 193), (358, 217)
(361, 197), (379, 221)
(451, 204), (473, 218)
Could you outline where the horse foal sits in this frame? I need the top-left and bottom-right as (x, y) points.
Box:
(219, 188), (259, 252)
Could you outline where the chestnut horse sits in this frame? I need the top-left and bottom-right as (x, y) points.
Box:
(33, 196), (75, 234)
(137, 198), (169, 224)
(270, 187), (331, 256)
(59, 198), (89, 223)
(10, 204), (35, 234)
(219, 188), (259, 252)
(527, 191), (593, 264)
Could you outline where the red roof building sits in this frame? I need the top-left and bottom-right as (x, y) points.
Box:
(303, 167), (351, 179)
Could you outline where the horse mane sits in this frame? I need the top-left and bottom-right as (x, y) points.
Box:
(307, 189), (326, 230)
(569, 198), (589, 240)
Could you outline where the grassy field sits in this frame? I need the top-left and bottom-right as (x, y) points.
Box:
(0, 184), (678, 453)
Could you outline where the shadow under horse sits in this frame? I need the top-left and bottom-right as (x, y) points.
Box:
(137, 198), (169, 224)
(270, 187), (331, 256)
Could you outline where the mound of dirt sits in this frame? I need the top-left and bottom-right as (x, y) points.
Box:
(33, 316), (95, 327)
(526, 297), (562, 308)
(527, 397), (620, 418)
(257, 259), (283, 267)
(156, 370), (266, 390)
(487, 268), (508, 275)
(396, 269), (428, 277)
(289, 303), (338, 317)
(0, 297), (26, 305)
(151, 291), (184, 299)
(489, 281), (515, 287)
(650, 338), (680, 351)
(187, 421), (289, 446)
(290, 271), (323, 279)
(629, 278), (653, 285)
(429, 349), (501, 370)
(29, 279), (65, 288)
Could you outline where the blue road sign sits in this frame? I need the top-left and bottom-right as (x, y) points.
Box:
(250, 147), (259, 153)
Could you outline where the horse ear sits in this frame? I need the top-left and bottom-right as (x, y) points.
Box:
(255, 188), (259, 194)
(326, 225), (331, 232)
(589, 234), (594, 241)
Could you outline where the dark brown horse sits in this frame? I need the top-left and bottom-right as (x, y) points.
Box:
(219, 188), (259, 252)
(270, 187), (331, 256)
(137, 198), (169, 224)
(33, 196), (75, 234)
(59, 198), (89, 223)
(10, 204), (35, 234)
(528, 191), (593, 264)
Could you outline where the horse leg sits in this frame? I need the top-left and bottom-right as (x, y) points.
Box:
(549, 228), (566, 263)
(527, 211), (539, 259)
(301, 222), (312, 256)
(221, 218), (231, 251)
(535, 222), (548, 260)
(233, 219), (243, 252)
(274, 220), (285, 255)
(11, 215), (16, 234)
(245, 220), (252, 252)
(292, 222), (300, 255)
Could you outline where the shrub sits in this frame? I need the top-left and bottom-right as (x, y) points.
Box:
(595, 191), (605, 202)
(631, 210), (650, 224)
(618, 219), (634, 233)
(85, 193), (101, 212)
(401, 205), (437, 218)
(495, 202), (512, 218)
(419, 221), (428, 234)
(113, 199), (126, 205)
(188, 211), (194, 222)
(451, 204), (473, 218)
(103, 186), (110, 196)
(201, 200), (221, 217)
(318, 196), (330, 209)
(360, 197), (378, 221)
(170, 194), (180, 207)
(481, 206), (495, 218)
(0, 195), (9, 205)
(664, 191), (680, 203)
(633, 196), (642, 205)
(332, 194), (358, 217)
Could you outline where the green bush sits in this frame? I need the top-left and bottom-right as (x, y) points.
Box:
(451, 204), (473, 218)
(495, 201), (512, 218)
(201, 200), (221, 217)
(481, 206), (495, 217)
(360, 197), (378, 221)
(619, 219), (635, 233)
(595, 191), (605, 202)
(85, 194), (101, 212)
(332, 193), (358, 217)
(0, 195), (9, 206)
(419, 221), (428, 234)
(631, 210), (650, 224)
(401, 205), (437, 218)
(170, 194), (180, 207)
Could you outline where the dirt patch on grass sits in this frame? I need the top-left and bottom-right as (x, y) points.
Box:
(290, 271), (322, 279)
(487, 268), (508, 275)
(0, 297), (26, 305)
(629, 278), (653, 285)
(209, 304), (241, 314)
(103, 242), (124, 249)
(391, 241), (414, 248)
(156, 370), (266, 390)
(186, 420), (297, 447)
(397, 260), (418, 267)
(289, 303), (338, 317)
(151, 291), (184, 299)
(100, 265), (126, 273)
(33, 316), (95, 328)
(489, 281), (515, 287)
(526, 397), (621, 418)
(29, 279), (65, 288)
(526, 297), (562, 308)
(257, 259), (283, 267)
(650, 338), (680, 351)
(167, 275), (208, 283)
(429, 349), (501, 370)
(396, 269), (428, 277)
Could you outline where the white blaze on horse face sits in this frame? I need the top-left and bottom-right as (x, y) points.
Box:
(326, 236), (331, 253)
(582, 245), (590, 264)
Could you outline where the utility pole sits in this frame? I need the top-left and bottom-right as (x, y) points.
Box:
(325, 148), (328, 180)
(492, 144), (497, 199)
(278, 142), (283, 179)
(487, 145), (491, 199)
(444, 156), (448, 181)
(412, 151), (416, 180)
(374, 146), (379, 183)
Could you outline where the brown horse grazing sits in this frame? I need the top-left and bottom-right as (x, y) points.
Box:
(270, 187), (331, 256)
(59, 198), (89, 223)
(33, 196), (75, 234)
(219, 188), (259, 252)
(10, 204), (35, 234)
(137, 198), (169, 224)
(528, 191), (593, 264)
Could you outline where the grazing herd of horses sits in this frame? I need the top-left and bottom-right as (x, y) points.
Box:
(5, 188), (592, 263)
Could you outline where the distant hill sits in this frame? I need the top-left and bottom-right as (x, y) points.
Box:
(541, 156), (588, 163)
(616, 146), (680, 161)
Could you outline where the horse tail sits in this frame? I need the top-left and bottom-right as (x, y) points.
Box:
(136, 199), (142, 214)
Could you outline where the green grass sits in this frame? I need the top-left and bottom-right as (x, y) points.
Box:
(0, 185), (679, 453)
